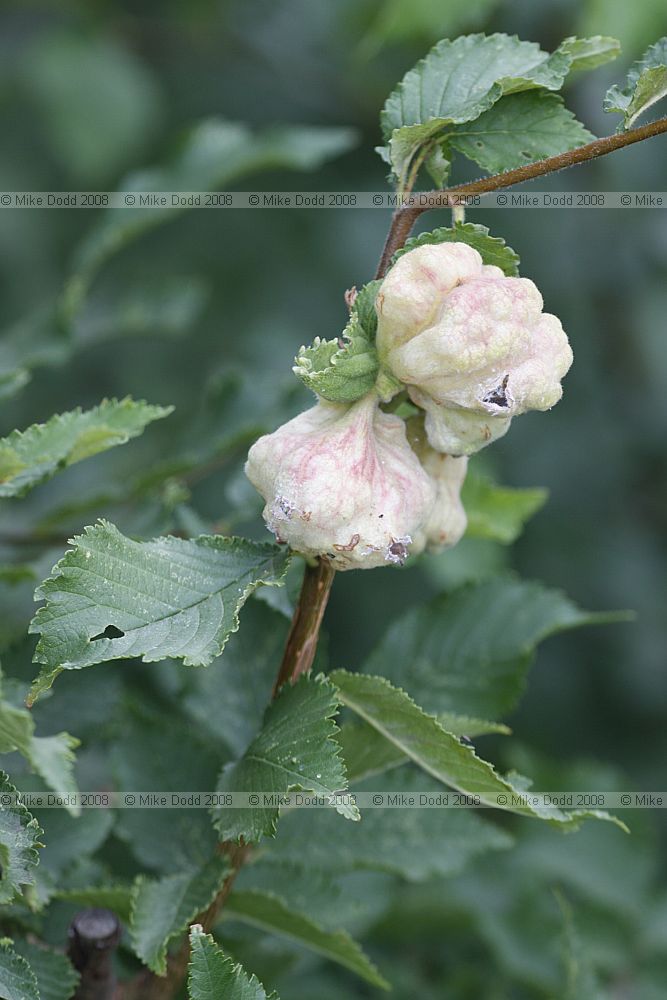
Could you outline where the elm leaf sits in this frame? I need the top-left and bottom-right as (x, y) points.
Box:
(556, 35), (620, 73)
(11, 941), (79, 1000)
(130, 858), (231, 975)
(449, 91), (593, 175)
(605, 38), (667, 128)
(188, 925), (278, 1000)
(28, 521), (290, 702)
(394, 222), (520, 275)
(0, 772), (43, 904)
(293, 281), (382, 403)
(338, 716), (509, 784)
(0, 398), (172, 499)
(379, 33), (617, 183)
(0, 942), (39, 1000)
(0, 691), (80, 814)
(213, 674), (359, 843)
(330, 672), (625, 830)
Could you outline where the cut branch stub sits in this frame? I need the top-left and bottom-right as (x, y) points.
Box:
(68, 908), (122, 1000)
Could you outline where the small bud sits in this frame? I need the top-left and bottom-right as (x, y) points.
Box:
(376, 242), (573, 455)
(245, 394), (436, 570)
(406, 417), (467, 552)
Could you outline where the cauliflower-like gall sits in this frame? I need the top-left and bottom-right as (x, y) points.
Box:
(245, 394), (436, 570)
(376, 242), (573, 455)
(406, 417), (468, 553)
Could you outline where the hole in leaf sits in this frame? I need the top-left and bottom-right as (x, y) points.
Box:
(90, 625), (125, 641)
(475, 141), (484, 149)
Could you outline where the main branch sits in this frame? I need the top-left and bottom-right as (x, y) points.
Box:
(126, 113), (667, 1000)
(376, 115), (667, 276)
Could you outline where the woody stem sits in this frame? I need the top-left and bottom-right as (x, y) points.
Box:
(375, 115), (667, 277)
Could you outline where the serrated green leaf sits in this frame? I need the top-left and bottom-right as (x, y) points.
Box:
(24, 736), (80, 807)
(339, 715), (509, 784)
(213, 674), (359, 843)
(0, 941), (39, 1000)
(11, 940), (79, 1000)
(293, 281), (382, 403)
(33, 369), (294, 536)
(130, 857), (231, 975)
(351, 280), (382, 340)
(0, 690), (80, 814)
(0, 772), (43, 904)
(462, 468), (547, 543)
(0, 398), (172, 499)
(63, 119), (357, 323)
(269, 768), (512, 881)
(438, 714), (511, 738)
(188, 924), (278, 1000)
(393, 222), (520, 275)
(450, 91), (594, 175)
(605, 38), (667, 127)
(293, 335), (378, 403)
(28, 521), (290, 702)
(330, 671), (624, 830)
(422, 141), (453, 186)
(363, 576), (630, 719)
(225, 890), (389, 989)
(379, 33), (611, 183)
(557, 35), (620, 73)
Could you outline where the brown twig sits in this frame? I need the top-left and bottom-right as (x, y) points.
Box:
(67, 909), (121, 1000)
(272, 559), (337, 694)
(375, 115), (667, 277)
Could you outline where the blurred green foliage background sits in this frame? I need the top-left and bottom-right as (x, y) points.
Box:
(0, 0), (666, 996)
